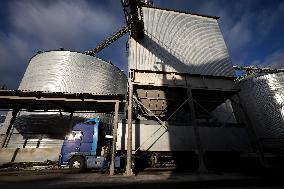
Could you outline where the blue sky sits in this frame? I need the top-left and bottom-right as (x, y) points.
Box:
(0, 0), (283, 89)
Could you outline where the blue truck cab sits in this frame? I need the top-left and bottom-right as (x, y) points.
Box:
(59, 118), (111, 171)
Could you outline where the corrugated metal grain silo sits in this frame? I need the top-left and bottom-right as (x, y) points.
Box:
(1, 51), (127, 162)
(235, 72), (284, 152)
(121, 5), (252, 169)
(19, 51), (127, 94)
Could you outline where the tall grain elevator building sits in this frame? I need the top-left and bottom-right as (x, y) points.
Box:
(117, 5), (252, 171)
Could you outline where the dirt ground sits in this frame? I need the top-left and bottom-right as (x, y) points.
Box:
(1, 168), (284, 189)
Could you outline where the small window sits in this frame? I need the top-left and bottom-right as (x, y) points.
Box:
(86, 121), (96, 125)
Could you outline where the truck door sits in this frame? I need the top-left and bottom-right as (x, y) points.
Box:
(61, 131), (83, 161)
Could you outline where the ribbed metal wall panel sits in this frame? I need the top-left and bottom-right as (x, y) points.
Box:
(129, 7), (235, 77)
(19, 51), (127, 94)
(117, 123), (251, 152)
(236, 73), (284, 142)
(4, 112), (111, 148)
(6, 134), (64, 149)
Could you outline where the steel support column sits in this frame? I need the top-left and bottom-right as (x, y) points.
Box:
(110, 100), (120, 175)
(67, 112), (74, 132)
(231, 96), (267, 168)
(1, 109), (19, 148)
(187, 88), (207, 172)
(126, 82), (134, 176)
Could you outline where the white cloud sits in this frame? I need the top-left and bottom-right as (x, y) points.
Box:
(0, 0), (123, 88)
(10, 0), (120, 49)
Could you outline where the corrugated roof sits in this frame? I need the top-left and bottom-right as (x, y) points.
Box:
(0, 90), (125, 113)
(143, 5), (220, 20)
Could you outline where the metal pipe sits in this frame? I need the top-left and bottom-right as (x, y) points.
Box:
(110, 100), (120, 175)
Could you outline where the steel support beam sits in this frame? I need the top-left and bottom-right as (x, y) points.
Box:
(133, 96), (168, 152)
(126, 82), (134, 176)
(110, 100), (120, 175)
(121, 0), (144, 39)
(230, 96), (267, 168)
(130, 70), (237, 92)
(133, 97), (189, 152)
(84, 25), (129, 56)
(187, 88), (207, 172)
(1, 110), (18, 148)
(0, 96), (122, 103)
(67, 111), (74, 133)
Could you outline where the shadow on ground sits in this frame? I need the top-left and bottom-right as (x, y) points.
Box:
(1, 168), (284, 189)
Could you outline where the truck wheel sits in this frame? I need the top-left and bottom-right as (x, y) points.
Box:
(69, 156), (85, 172)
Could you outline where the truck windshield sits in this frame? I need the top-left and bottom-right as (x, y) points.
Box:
(66, 131), (83, 140)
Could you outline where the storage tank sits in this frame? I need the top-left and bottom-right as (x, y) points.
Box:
(0, 51), (127, 163)
(19, 51), (127, 94)
(235, 72), (284, 152)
